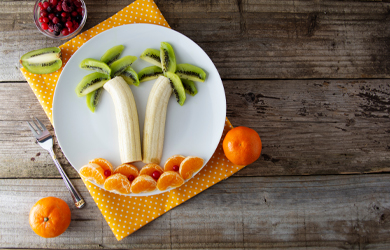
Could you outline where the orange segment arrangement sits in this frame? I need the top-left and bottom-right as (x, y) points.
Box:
(130, 175), (157, 194)
(79, 163), (106, 185)
(104, 173), (132, 194)
(139, 163), (164, 177)
(164, 155), (185, 171)
(157, 171), (184, 191)
(179, 156), (204, 180)
(113, 163), (139, 182)
(80, 154), (207, 195)
(89, 158), (114, 173)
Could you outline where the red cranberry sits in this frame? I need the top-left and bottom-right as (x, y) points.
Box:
(68, 27), (75, 33)
(42, 17), (49, 23)
(104, 170), (111, 177)
(71, 11), (78, 17)
(48, 28), (54, 32)
(41, 23), (49, 30)
(38, 17), (44, 23)
(38, 2), (43, 7)
(40, 10), (48, 17)
(61, 12), (68, 17)
(48, 13), (55, 20)
(172, 165), (179, 171)
(61, 28), (69, 36)
(65, 20), (73, 28)
(77, 7), (82, 13)
(50, 0), (58, 6)
(42, 1), (50, 9)
(52, 17), (60, 24)
(56, 4), (62, 11)
(152, 171), (161, 180)
(40, 6), (45, 11)
(128, 175), (135, 182)
(73, 22), (79, 29)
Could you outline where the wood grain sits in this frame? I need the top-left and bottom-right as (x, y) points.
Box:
(1, 79), (388, 178)
(2, 0), (390, 81)
(1, 175), (390, 248)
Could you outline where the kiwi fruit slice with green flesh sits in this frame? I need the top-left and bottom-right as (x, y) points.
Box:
(75, 72), (110, 97)
(165, 72), (186, 106)
(138, 66), (163, 83)
(140, 48), (162, 67)
(181, 79), (198, 96)
(110, 55), (138, 77)
(100, 45), (125, 66)
(20, 47), (62, 74)
(160, 42), (176, 73)
(79, 58), (111, 76)
(120, 66), (140, 86)
(86, 87), (104, 113)
(176, 63), (206, 82)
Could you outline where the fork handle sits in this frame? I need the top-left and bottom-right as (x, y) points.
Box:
(48, 148), (86, 209)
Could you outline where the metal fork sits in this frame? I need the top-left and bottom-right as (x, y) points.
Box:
(27, 117), (85, 209)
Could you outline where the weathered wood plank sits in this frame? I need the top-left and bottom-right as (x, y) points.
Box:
(1, 0), (390, 81)
(1, 175), (390, 248)
(1, 79), (388, 178)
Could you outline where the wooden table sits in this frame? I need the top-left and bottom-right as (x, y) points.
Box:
(1, 0), (390, 248)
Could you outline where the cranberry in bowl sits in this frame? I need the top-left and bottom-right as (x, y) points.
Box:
(33, 0), (87, 40)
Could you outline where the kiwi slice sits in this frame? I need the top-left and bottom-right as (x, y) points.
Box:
(138, 66), (163, 83)
(100, 45), (125, 66)
(86, 87), (104, 112)
(160, 42), (176, 73)
(20, 47), (62, 74)
(79, 58), (111, 76)
(166, 72), (186, 106)
(181, 79), (198, 96)
(140, 48), (162, 67)
(121, 66), (140, 86)
(176, 63), (206, 82)
(75, 72), (110, 97)
(110, 55), (137, 77)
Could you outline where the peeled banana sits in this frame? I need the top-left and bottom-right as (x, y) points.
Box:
(103, 76), (142, 163)
(143, 76), (173, 164)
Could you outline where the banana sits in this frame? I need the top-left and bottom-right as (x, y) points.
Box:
(103, 76), (142, 163)
(143, 76), (173, 164)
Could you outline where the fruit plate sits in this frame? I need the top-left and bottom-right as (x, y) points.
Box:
(53, 24), (226, 196)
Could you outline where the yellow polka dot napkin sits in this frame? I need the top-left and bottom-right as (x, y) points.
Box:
(20, 0), (246, 241)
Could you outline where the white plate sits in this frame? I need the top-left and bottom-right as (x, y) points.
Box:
(53, 24), (226, 196)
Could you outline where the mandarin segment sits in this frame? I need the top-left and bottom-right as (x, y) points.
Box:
(130, 175), (157, 194)
(89, 158), (114, 172)
(164, 155), (185, 171)
(156, 171), (184, 191)
(139, 163), (164, 177)
(103, 173), (132, 194)
(113, 163), (139, 181)
(79, 163), (106, 185)
(179, 156), (204, 180)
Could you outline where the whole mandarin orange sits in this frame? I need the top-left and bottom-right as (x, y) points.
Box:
(222, 126), (262, 165)
(29, 197), (71, 238)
